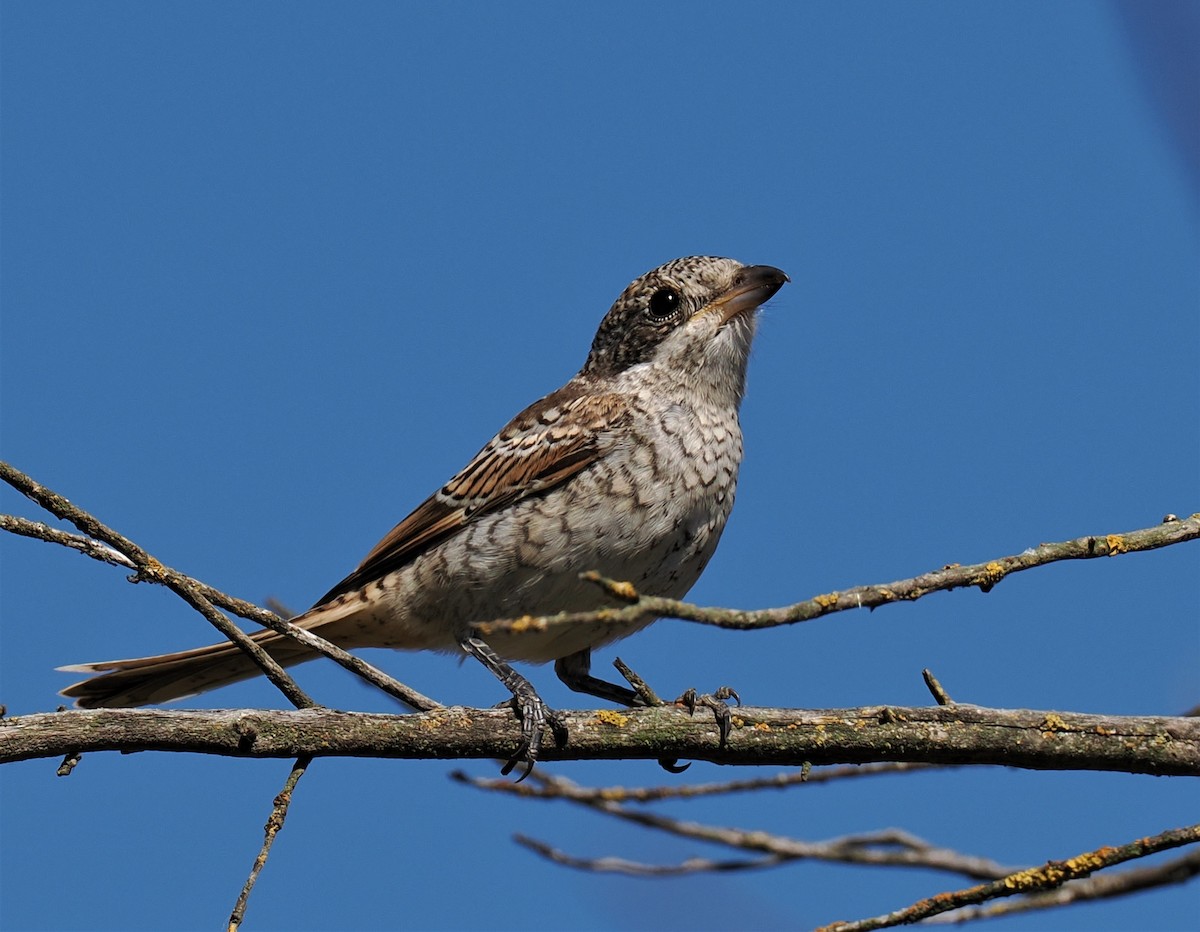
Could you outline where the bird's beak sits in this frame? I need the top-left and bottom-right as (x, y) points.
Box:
(702, 265), (790, 326)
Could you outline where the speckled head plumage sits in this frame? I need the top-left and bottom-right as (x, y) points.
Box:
(582, 257), (788, 379)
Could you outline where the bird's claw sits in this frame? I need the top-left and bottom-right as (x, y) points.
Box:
(674, 685), (741, 747)
(462, 636), (567, 781)
(499, 692), (567, 781)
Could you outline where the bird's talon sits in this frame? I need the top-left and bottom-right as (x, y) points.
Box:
(461, 637), (567, 779)
(713, 685), (741, 706)
(502, 690), (568, 780)
(673, 686), (740, 748)
(713, 704), (733, 746)
(658, 757), (691, 774)
(674, 687), (699, 714)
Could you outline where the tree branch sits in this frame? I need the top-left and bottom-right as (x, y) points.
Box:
(453, 760), (946, 803)
(3, 705), (1196, 774)
(0, 461), (440, 712)
(227, 755), (311, 932)
(818, 822), (1200, 931)
(924, 848), (1200, 922)
(474, 513), (1200, 638)
(0, 461), (315, 709)
(464, 770), (1019, 880)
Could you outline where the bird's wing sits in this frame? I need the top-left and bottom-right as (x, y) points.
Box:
(315, 384), (628, 605)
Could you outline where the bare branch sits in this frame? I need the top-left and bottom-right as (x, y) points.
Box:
(474, 514), (1200, 638)
(0, 514), (135, 568)
(818, 823), (1200, 931)
(1, 461), (314, 710)
(922, 668), (954, 706)
(925, 848), (1200, 922)
(471, 771), (1019, 880)
(228, 755), (312, 932)
(454, 761), (947, 803)
(0, 461), (440, 712)
(513, 834), (789, 876)
(5, 705), (1192, 774)
(514, 828), (1017, 880)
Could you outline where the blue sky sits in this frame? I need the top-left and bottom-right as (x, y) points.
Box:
(2, 3), (1197, 930)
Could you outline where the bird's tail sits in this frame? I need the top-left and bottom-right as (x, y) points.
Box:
(59, 605), (353, 709)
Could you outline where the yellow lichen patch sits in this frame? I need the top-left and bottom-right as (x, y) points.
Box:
(508, 615), (541, 633)
(608, 580), (639, 600)
(593, 709), (629, 728)
(814, 592), (840, 609)
(981, 561), (1005, 585)
(1004, 864), (1067, 891)
(1040, 713), (1069, 733)
(752, 722), (771, 732)
(731, 716), (745, 729)
(1064, 849), (1111, 873)
(140, 556), (167, 580)
(813, 723), (828, 744)
(1094, 725), (1115, 736)
(1105, 534), (1128, 555)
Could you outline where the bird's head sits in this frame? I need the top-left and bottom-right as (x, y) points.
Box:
(582, 256), (788, 402)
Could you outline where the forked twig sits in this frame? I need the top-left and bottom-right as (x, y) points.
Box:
(818, 823), (1200, 931)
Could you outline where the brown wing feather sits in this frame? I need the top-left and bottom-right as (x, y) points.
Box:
(315, 384), (627, 605)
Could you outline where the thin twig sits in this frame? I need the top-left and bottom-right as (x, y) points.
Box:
(56, 751), (83, 776)
(463, 770), (1019, 880)
(1, 463), (441, 712)
(513, 834), (788, 875)
(922, 669), (954, 706)
(453, 761), (945, 802)
(612, 657), (663, 706)
(1, 462), (315, 709)
(474, 514), (1200, 638)
(817, 822), (1200, 931)
(0, 515), (135, 568)
(228, 755), (312, 931)
(924, 847), (1200, 922)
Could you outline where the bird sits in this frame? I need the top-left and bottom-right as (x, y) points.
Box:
(61, 256), (789, 770)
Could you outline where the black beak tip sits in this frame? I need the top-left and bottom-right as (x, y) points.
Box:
(738, 264), (789, 300)
(761, 265), (790, 285)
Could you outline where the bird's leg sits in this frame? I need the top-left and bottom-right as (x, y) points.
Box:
(460, 637), (566, 779)
(556, 650), (740, 739)
(556, 650), (742, 773)
(554, 649), (642, 706)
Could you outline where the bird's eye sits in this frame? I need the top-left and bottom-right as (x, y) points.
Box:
(647, 287), (681, 320)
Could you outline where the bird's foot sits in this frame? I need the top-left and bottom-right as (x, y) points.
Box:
(657, 685), (741, 774)
(674, 685), (741, 746)
(497, 688), (568, 781)
(463, 636), (567, 781)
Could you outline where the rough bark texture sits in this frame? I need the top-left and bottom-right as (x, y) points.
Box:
(4, 704), (1196, 775)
